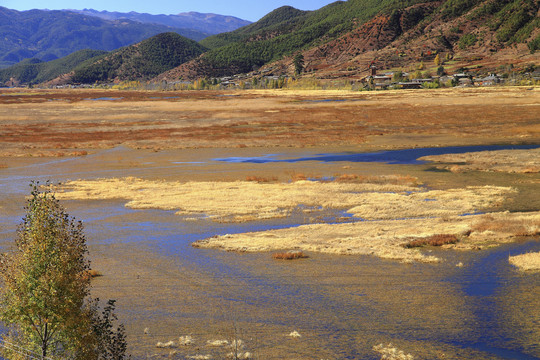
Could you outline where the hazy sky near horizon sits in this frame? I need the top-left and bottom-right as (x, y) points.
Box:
(3, 0), (339, 21)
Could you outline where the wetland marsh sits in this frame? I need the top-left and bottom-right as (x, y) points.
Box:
(0, 87), (539, 359)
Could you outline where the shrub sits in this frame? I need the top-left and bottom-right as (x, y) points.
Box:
(272, 251), (308, 260)
(245, 176), (278, 183)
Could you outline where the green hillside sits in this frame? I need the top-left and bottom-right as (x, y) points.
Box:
(0, 50), (107, 85)
(70, 32), (207, 83)
(191, 0), (437, 77)
(188, 0), (539, 78)
(199, 6), (309, 50)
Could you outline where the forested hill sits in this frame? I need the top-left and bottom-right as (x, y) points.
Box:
(0, 50), (107, 86)
(157, 0), (540, 81)
(199, 6), (310, 50)
(0, 7), (209, 68)
(64, 33), (207, 84)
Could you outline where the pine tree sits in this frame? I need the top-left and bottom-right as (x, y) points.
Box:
(293, 53), (305, 76)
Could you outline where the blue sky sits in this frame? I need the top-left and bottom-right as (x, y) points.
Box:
(3, 0), (339, 21)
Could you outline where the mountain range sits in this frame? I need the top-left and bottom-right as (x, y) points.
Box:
(1, 0), (538, 86)
(69, 9), (251, 35)
(0, 7), (250, 68)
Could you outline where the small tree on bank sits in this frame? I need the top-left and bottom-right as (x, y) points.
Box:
(0, 183), (128, 360)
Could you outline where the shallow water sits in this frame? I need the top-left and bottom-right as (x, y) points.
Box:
(0, 148), (539, 359)
(215, 144), (540, 165)
(84, 97), (124, 101)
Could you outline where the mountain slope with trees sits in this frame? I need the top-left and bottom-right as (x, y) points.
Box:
(0, 7), (210, 68)
(0, 49), (107, 86)
(66, 32), (207, 84)
(157, 0), (539, 81)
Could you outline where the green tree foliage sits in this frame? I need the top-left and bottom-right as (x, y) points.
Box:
(392, 70), (405, 82)
(437, 65), (446, 76)
(293, 53), (305, 75)
(458, 33), (478, 49)
(528, 34), (540, 54)
(440, 0), (478, 19)
(0, 183), (129, 360)
(0, 183), (92, 359)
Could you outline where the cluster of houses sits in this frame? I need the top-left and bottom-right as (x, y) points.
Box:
(363, 65), (540, 90)
(365, 67), (500, 90)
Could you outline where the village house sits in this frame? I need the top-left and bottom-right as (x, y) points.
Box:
(475, 74), (500, 86)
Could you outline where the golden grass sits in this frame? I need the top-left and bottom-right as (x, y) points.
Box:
(56, 177), (421, 222)
(54, 177), (537, 262)
(509, 252), (540, 271)
(420, 148), (540, 173)
(193, 211), (540, 263)
(56, 178), (514, 223)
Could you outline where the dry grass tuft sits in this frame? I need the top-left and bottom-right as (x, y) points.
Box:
(0, 164), (7, 169)
(288, 331), (301, 338)
(272, 251), (308, 260)
(403, 234), (459, 248)
(373, 343), (414, 360)
(178, 336), (194, 346)
(509, 252), (540, 271)
(207, 339), (229, 347)
(156, 341), (176, 348)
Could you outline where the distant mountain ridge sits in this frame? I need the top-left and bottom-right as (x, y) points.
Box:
(69, 9), (252, 35)
(0, 6), (249, 68)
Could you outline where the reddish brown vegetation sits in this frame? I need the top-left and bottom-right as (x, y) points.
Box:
(245, 175), (278, 183)
(403, 234), (459, 248)
(1, 89), (538, 156)
(272, 251), (308, 260)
